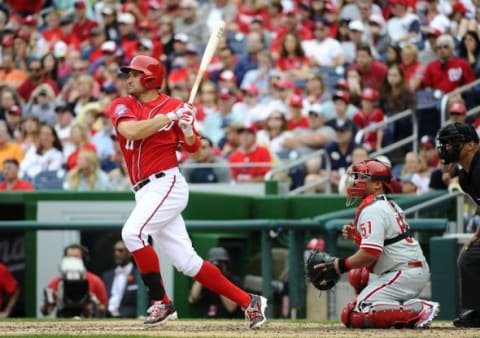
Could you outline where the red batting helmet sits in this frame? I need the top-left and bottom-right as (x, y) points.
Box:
(120, 55), (165, 89)
(346, 160), (392, 206)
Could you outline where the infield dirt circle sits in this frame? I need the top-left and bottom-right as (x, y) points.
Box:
(0, 319), (478, 337)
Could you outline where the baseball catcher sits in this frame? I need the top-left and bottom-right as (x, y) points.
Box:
(307, 160), (439, 329)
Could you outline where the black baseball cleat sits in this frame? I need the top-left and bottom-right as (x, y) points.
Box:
(454, 309), (480, 328)
(244, 294), (267, 329)
(144, 301), (178, 326)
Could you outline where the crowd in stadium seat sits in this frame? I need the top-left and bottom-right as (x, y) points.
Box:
(0, 0), (479, 194)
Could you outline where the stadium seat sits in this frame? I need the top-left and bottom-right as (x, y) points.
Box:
(33, 170), (66, 190)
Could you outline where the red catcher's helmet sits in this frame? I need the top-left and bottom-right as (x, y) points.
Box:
(346, 160), (392, 206)
(120, 55), (164, 89)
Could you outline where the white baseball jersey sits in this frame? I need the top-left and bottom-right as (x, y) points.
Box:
(355, 195), (426, 275)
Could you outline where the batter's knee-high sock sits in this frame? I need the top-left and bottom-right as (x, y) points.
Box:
(194, 261), (251, 308)
(131, 245), (170, 304)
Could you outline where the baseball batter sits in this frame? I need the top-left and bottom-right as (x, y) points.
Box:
(317, 160), (439, 328)
(108, 55), (267, 328)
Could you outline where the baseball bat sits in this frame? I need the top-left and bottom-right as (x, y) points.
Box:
(188, 20), (226, 104)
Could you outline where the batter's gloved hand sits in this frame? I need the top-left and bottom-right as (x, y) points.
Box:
(305, 250), (340, 291)
(167, 103), (196, 121)
(179, 113), (195, 137)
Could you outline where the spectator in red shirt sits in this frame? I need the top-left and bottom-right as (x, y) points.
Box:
(352, 88), (384, 152)
(0, 262), (19, 317)
(41, 244), (108, 317)
(422, 34), (475, 93)
(229, 126), (272, 182)
(72, 1), (98, 43)
(65, 123), (97, 170)
(287, 94), (309, 131)
(17, 59), (59, 103)
(275, 32), (311, 82)
(0, 159), (34, 191)
(350, 43), (388, 91)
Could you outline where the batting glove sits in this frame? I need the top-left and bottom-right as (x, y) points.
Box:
(166, 103), (196, 121)
(179, 113), (195, 137)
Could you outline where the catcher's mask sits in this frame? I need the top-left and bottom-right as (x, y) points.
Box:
(436, 122), (479, 164)
(346, 160), (392, 206)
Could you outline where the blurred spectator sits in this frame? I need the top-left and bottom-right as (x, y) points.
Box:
(65, 123), (96, 170)
(368, 13), (390, 59)
(342, 20), (366, 64)
(209, 45), (238, 84)
(324, 90), (357, 125)
(0, 262), (19, 318)
(18, 116), (41, 154)
(256, 110), (293, 159)
(174, 0), (209, 47)
(287, 94), (309, 131)
(72, 0), (99, 43)
(275, 32), (311, 82)
(352, 88), (384, 151)
(108, 156), (130, 191)
(340, 0), (382, 22)
(0, 87), (22, 135)
(26, 83), (57, 125)
(92, 111), (115, 170)
(20, 124), (63, 180)
(385, 44), (402, 66)
(302, 74), (328, 113)
(182, 136), (231, 183)
(386, 0), (421, 47)
(304, 119), (359, 193)
(0, 52), (27, 89)
(282, 103), (335, 157)
(231, 85), (266, 127)
(422, 34), (475, 93)
(64, 149), (111, 191)
(117, 13), (138, 60)
(458, 30), (480, 77)
(85, 26), (107, 64)
(17, 58), (59, 102)
(350, 43), (388, 91)
(400, 43), (425, 92)
(234, 31), (265, 87)
(102, 240), (138, 318)
(418, 135), (440, 171)
(202, 88), (237, 146)
(4, 105), (23, 142)
(241, 50), (276, 96)
(77, 102), (102, 136)
(229, 126), (271, 183)
(0, 121), (23, 171)
(219, 122), (243, 159)
(100, 5), (120, 43)
(345, 67), (363, 107)
(400, 151), (431, 195)
(70, 75), (98, 117)
(41, 244), (107, 317)
(60, 60), (90, 103)
(0, 159), (33, 191)
(41, 9), (63, 44)
(418, 27), (441, 65)
(302, 17), (345, 67)
(188, 247), (242, 318)
(54, 101), (76, 158)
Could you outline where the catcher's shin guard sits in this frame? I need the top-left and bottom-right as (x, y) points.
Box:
(348, 268), (370, 294)
(342, 299), (425, 328)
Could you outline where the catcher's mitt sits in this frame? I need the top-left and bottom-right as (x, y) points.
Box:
(305, 250), (339, 290)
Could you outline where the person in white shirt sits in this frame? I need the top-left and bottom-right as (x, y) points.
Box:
(102, 241), (138, 318)
(20, 124), (63, 180)
(386, 0), (421, 47)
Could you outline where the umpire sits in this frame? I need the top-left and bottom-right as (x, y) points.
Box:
(437, 122), (480, 327)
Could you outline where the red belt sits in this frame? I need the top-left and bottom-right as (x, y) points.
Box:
(407, 261), (423, 268)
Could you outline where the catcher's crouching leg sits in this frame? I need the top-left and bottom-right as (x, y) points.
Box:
(348, 268), (369, 294)
(342, 300), (425, 328)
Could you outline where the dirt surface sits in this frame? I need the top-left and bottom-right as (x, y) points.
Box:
(0, 319), (478, 337)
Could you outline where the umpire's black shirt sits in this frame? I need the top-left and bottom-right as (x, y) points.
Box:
(459, 151), (480, 206)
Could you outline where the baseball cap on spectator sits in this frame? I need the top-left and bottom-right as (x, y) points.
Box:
(219, 70), (236, 83)
(308, 103), (323, 117)
(180, 0), (198, 9)
(360, 88), (378, 101)
(333, 90), (350, 103)
(22, 15), (37, 26)
(314, 16), (329, 27)
(2, 35), (14, 47)
(334, 119), (355, 132)
(8, 105), (22, 116)
(325, 2), (336, 12)
(139, 38), (153, 50)
(74, 0), (87, 9)
(174, 33), (188, 43)
(449, 102), (466, 115)
(118, 12), (135, 25)
(139, 21), (153, 31)
(53, 41), (68, 58)
(2, 23), (17, 34)
(348, 20), (364, 32)
(288, 94), (303, 108)
(369, 14), (385, 27)
(101, 83), (118, 94)
(101, 41), (117, 54)
(335, 79), (349, 90)
(148, 0), (162, 10)
(101, 5), (115, 16)
(219, 88), (235, 100)
(243, 84), (259, 96)
(274, 78), (295, 90)
(239, 124), (257, 134)
(425, 27), (442, 38)
(285, 8), (299, 16)
(420, 135), (435, 149)
(452, 1), (468, 14)
(185, 43), (199, 54)
(390, 0), (407, 6)
(55, 100), (71, 112)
